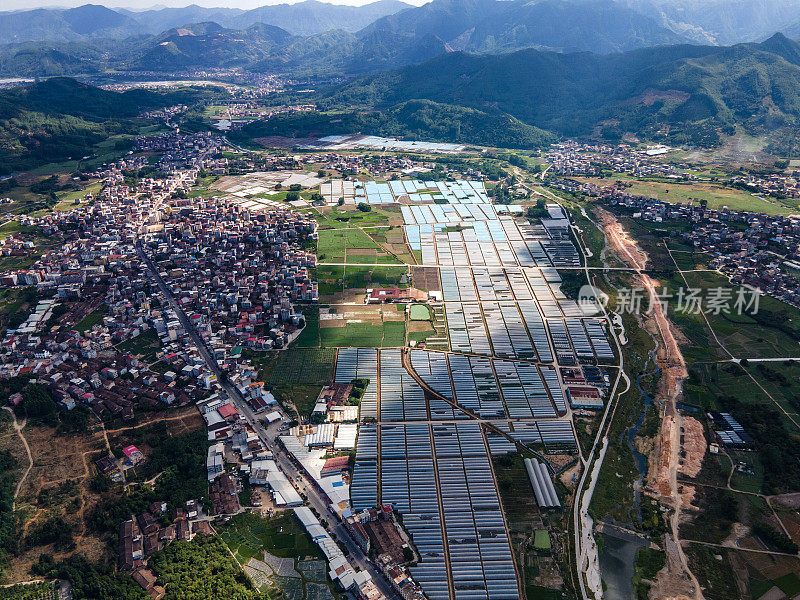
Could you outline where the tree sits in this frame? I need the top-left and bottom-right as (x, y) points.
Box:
(149, 536), (264, 600)
(59, 404), (90, 433)
(22, 384), (57, 421)
(285, 191), (300, 202)
(357, 202), (372, 212)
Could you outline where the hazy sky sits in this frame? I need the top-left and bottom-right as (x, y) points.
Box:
(5, 0), (429, 10)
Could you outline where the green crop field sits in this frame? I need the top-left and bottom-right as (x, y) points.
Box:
(317, 229), (346, 261)
(317, 227), (402, 265)
(267, 349), (335, 387)
(343, 265), (407, 289)
(293, 306), (321, 347)
(579, 176), (794, 216)
(320, 320), (405, 348)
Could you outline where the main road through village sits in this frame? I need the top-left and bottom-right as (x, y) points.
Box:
(135, 214), (400, 599)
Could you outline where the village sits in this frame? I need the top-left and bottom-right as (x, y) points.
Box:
(556, 177), (800, 308)
(0, 132), (434, 600)
(2, 120), (800, 600)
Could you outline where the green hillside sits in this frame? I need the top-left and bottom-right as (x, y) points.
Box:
(229, 99), (555, 149)
(0, 78), (225, 174)
(318, 33), (800, 147)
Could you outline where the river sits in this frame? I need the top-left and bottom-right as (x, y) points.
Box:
(598, 344), (659, 599)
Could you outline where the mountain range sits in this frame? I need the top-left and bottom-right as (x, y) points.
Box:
(0, 77), (221, 173)
(360, 0), (688, 54)
(0, 0), (705, 77)
(624, 0), (800, 45)
(294, 32), (800, 148)
(6, 29), (800, 167)
(5, 0), (800, 157)
(0, 1), (411, 43)
(4, 0), (800, 78)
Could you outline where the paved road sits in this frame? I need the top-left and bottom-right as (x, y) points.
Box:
(135, 239), (399, 600)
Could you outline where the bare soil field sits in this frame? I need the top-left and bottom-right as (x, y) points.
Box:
(412, 267), (441, 292)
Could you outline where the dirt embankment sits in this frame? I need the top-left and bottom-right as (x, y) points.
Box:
(595, 207), (705, 600)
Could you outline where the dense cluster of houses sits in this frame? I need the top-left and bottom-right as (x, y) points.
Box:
(730, 171), (800, 200)
(137, 104), (188, 122)
(141, 196), (317, 360)
(214, 101), (316, 131)
(0, 186), (220, 418)
(546, 141), (691, 179)
(134, 131), (229, 173)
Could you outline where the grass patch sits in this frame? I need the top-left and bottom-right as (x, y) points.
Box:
(75, 305), (107, 333)
(219, 512), (322, 564)
(409, 304), (431, 320)
(533, 530), (551, 550)
(115, 328), (162, 363)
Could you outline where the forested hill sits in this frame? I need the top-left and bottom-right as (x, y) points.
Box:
(0, 78), (224, 174)
(317, 33), (800, 147)
(0, 77), (182, 119)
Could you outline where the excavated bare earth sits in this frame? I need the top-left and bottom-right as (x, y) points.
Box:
(595, 207), (704, 600)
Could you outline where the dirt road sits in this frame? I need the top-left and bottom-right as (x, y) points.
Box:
(594, 207), (703, 600)
(2, 406), (33, 510)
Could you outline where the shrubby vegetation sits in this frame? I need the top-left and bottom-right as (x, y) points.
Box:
(25, 516), (74, 551)
(718, 394), (800, 494)
(89, 427), (208, 535)
(149, 535), (267, 600)
(752, 522), (799, 554)
(32, 554), (147, 600)
(0, 449), (18, 575)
